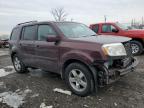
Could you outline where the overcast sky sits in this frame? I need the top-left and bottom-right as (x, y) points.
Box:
(0, 0), (144, 34)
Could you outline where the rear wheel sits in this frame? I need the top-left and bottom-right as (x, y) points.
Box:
(131, 40), (143, 55)
(12, 54), (29, 73)
(65, 63), (95, 96)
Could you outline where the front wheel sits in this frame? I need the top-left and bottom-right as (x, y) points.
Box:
(65, 63), (95, 96)
(12, 54), (29, 73)
(131, 40), (143, 55)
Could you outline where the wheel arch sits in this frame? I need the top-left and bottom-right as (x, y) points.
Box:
(131, 38), (144, 48)
(11, 51), (17, 58)
(61, 59), (98, 92)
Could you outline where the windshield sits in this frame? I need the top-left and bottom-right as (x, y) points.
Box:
(115, 23), (129, 30)
(56, 22), (96, 38)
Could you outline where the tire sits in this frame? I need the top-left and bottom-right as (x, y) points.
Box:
(131, 40), (143, 55)
(12, 54), (29, 73)
(65, 63), (95, 96)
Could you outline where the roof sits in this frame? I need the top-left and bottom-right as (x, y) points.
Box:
(90, 22), (116, 25)
(15, 21), (79, 27)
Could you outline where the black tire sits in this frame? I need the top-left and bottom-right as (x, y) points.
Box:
(65, 63), (95, 96)
(131, 40), (143, 55)
(12, 54), (29, 73)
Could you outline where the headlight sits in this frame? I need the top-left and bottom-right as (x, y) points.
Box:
(102, 43), (127, 56)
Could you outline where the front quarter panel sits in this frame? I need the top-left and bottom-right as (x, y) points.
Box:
(59, 41), (107, 69)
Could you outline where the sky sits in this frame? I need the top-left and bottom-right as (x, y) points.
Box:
(0, 0), (144, 35)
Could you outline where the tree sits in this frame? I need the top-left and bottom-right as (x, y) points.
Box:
(51, 7), (68, 21)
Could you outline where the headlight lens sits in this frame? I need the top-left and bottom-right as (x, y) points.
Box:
(102, 43), (127, 56)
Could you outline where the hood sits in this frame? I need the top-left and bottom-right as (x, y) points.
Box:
(70, 35), (131, 44)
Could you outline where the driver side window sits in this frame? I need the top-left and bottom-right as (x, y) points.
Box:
(102, 24), (117, 33)
(38, 25), (56, 41)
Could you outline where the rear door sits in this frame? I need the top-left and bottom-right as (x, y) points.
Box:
(19, 25), (37, 66)
(34, 24), (59, 73)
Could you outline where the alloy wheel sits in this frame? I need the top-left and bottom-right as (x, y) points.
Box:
(69, 69), (87, 92)
(13, 57), (21, 71)
(131, 43), (140, 54)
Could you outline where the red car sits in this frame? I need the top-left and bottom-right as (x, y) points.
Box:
(0, 35), (9, 48)
(90, 22), (144, 55)
(0, 39), (9, 48)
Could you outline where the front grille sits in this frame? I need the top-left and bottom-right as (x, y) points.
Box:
(123, 41), (132, 56)
(112, 57), (133, 68)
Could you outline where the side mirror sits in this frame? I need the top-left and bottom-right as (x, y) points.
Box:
(112, 29), (119, 33)
(46, 36), (60, 42)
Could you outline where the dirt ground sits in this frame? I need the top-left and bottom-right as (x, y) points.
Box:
(0, 48), (144, 108)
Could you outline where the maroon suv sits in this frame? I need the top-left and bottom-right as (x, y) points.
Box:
(9, 21), (138, 96)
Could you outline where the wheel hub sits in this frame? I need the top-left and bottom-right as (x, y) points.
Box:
(69, 69), (87, 92)
(131, 43), (139, 54)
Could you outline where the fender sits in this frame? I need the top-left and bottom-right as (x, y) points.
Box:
(61, 50), (95, 67)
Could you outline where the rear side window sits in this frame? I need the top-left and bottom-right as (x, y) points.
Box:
(10, 28), (20, 40)
(38, 25), (56, 41)
(22, 25), (36, 40)
(92, 25), (99, 33)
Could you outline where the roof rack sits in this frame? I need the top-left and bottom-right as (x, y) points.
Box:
(17, 21), (38, 25)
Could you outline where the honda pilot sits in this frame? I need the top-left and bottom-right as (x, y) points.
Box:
(9, 21), (138, 96)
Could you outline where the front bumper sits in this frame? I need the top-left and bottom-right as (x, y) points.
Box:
(107, 57), (138, 84)
(93, 57), (138, 86)
(109, 57), (138, 76)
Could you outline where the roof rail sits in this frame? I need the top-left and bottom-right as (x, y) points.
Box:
(17, 21), (38, 25)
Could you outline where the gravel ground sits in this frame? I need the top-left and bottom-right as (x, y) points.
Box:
(0, 48), (144, 108)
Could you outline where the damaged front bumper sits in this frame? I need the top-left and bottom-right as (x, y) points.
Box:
(93, 57), (138, 86)
(115, 58), (138, 76)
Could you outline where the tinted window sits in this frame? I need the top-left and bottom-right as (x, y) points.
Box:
(38, 25), (56, 41)
(92, 25), (99, 33)
(22, 26), (36, 40)
(11, 28), (20, 40)
(102, 24), (117, 32)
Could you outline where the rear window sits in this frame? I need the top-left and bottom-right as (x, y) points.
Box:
(22, 25), (36, 40)
(10, 28), (20, 40)
(92, 25), (99, 33)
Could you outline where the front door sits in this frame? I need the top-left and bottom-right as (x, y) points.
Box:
(100, 24), (120, 35)
(35, 24), (59, 73)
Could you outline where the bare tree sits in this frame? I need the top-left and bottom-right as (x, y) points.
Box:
(51, 7), (68, 21)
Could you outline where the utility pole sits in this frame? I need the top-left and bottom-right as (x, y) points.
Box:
(104, 15), (107, 23)
(131, 19), (133, 26)
(134, 19), (136, 26)
(142, 17), (144, 25)
(71, 18), (74, 22)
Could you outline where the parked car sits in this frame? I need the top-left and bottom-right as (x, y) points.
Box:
(0, 39), (9, 48)
(90, 22), (144, 55)
(9, 21), (138, 96)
